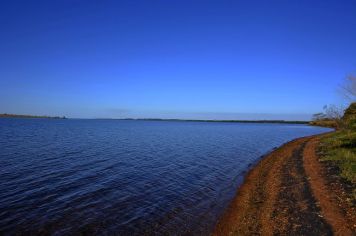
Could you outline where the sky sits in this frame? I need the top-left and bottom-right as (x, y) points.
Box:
(0, 0), (355, 120)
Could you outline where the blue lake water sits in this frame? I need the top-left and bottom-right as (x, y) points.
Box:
(0, 119), (331, 235)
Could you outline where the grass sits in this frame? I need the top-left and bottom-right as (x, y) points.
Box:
(320, 131), (356, 183)
(320, 130), (356, 201)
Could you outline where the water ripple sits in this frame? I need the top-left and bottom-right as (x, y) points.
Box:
(0, 119), (331, 235)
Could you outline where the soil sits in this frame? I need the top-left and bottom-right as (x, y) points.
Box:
(213, 135), (355, 235)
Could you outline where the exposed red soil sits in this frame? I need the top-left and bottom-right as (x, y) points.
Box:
(213, 135), (355, 235)
(304, 137), (355, 235)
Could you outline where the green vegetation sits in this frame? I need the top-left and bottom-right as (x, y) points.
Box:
(320, 131), (356, 182)
(342, 102), (356, 130)
(309, 119), (338, 128)
(318, 103), (356, 191)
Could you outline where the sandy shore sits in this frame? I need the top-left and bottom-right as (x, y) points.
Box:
(213, 135), (355, 235)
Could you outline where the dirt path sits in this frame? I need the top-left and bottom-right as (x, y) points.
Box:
(213, 135), (355, 235)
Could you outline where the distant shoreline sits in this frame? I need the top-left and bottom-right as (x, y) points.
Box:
(97, 118), (310, 124)
(0, 114), (310, 124)
(0, 114), (66, 119)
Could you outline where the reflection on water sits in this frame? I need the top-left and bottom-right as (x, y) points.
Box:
(0, 119), (331, 235)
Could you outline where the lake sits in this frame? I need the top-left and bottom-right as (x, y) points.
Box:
(0, 119), (331, 235)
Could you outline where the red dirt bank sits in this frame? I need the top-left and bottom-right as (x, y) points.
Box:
(213, 135), (355, 235)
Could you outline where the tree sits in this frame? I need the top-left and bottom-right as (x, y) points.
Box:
(342, 102), (356, 129)
(312, 112), (326, 121)
(324, 105), (344, 120)
(340, 75), (356, 101)
(324, 105), (345, 129)
(311, 105), (345, 129)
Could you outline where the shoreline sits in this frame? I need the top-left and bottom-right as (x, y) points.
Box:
(213, 133), (355, 235)
(0, 115), (309, 125)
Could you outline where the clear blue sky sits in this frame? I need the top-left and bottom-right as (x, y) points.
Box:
(1, 0), (355, 120)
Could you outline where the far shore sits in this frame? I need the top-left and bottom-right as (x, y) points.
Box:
(0, 114), (66, 119)
(0, 114), (311, 124)
(95, 118), (310, 124)
(213, 133), (355, 235)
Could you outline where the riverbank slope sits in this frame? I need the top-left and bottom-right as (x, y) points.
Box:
(213, 135), (355, 235)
